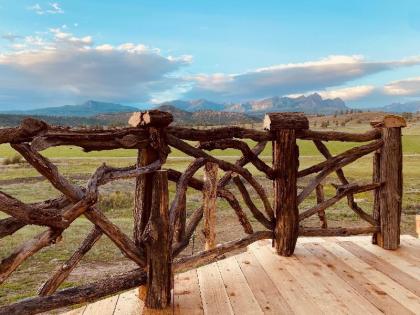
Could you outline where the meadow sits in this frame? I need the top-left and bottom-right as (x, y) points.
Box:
(0, 119), (419, 308)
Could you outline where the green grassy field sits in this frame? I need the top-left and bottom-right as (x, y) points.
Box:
(0, 122), (419, 309)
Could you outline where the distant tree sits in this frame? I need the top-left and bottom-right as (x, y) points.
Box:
(402, 112), (413, 120)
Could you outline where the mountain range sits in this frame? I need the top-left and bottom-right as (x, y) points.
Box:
(3, 100), (139, 117)
(0, 94), (419, 128)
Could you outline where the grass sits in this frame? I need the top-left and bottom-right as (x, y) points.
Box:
(0, 121), (419, 309)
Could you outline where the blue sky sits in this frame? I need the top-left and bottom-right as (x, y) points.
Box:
(1, 0), (420, 109)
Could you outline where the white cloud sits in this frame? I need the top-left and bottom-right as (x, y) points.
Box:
(0, 29), (191, 108)
(27, 2), (64, 15)
(312, 85), (375, 101)
(383, 77), (420, 96)
(186, 55), (420, 102)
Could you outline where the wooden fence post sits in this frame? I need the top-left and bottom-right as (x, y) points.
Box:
(144, 170), (172, 309)
(129, 111), (173, 301)
(372, 115), (406, 249)
(264, 112), (309, 256)
(202, 162), (218, 250)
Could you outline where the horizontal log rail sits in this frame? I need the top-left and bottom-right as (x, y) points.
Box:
(0, 110), (404, 314)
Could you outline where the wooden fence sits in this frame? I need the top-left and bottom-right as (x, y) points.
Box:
(0, 111), (406, 314)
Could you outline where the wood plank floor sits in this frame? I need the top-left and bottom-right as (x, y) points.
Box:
(63, 235), (420, 315)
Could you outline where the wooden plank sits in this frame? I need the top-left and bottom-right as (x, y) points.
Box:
(113, 289), (144, 315)
(304, 242), (413, 314)
(249, 242), (323, 315)
(297, 237), (325, 243)
(293, 246), (382, 315)
(350, 238), (420, 280)
(197, 263), (234, 315)
(173, 269), (203, 315)
(400, 238), (420, 260)
(83, 295), (119, 315)
(235, 251), (293, 314)
(322, 241), (420, 314)
(217, 256), (263, 315)
(339, 241), (420, 297)
(62, 306), (87, 315)
(259, 243), (349, 315)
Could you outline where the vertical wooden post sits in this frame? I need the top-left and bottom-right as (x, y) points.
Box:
(316, 183), (327, 229)
(264, 112), (309, 256)
(372, 150), (381, 244)
(373, 115), (406, 249)
(202, 162), (218, 250)
(128, 110), (173, 301)
(144, 170), (172, 309)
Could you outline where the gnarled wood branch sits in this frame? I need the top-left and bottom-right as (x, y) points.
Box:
(232, 175), (273, 230)
(11, 143), (147, 267)
(199, 139), (273, 178)
(38, 226), (103, 296)
(0, 268), (147, 315)
(299, 183), (381, 223)
(297, 140), (383, 204)
(173, 231), (273, 272)
(167, 134), (274, 220)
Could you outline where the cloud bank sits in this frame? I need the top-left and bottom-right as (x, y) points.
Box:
(0, 28), (192, 108)
(185, 55), (420, 102)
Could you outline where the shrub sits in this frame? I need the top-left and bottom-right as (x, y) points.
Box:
(98, 191), (134, 212)
(2, 155), (23, 165)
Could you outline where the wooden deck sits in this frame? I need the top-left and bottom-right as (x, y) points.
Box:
(63, 235), (420, 315)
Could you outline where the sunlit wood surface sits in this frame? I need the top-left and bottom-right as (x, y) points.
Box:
(63, 235), (420, 315)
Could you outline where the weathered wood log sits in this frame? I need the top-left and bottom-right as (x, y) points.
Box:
(272, 129), (299, 256)
(169, 158), (206, 233)
(30, 127), (150, 152)
(299, 226), (379, 236)
(299, 139), (384, 178)
(232, 175), (273, 230)
(202, 163), (218, 250)
(167, 134), (274, 220)
(299, 183), (381, 222)
(199, 139), (274, 178)
(372, 150), (381, 244)
(167, 126), (272, 142)
(0, 192), (66, 228)
(218, 141), (267, 187)
(312, 140), (377, 225)
(0, 268), (147, 315)
(297, 140), (383, 205)
(38, 227), (103, 296)
(129, 110), (174, 128)
(0, 217), (26, 238)
(316, 184), (328, 228)
(296, 128), (381, 142)
(263, 112), (309, 130)
(217, 188), (253, 234)
(173, 231), (273, 272)
(377, 122), (404, 249)
(0, 229), (62, 284)
(0, 118), (47, 144)
(12, 143), (147, 267)
(266, 113), (308, 257)
(370, 115), (407, 128)
(144, 170), (172, 309)
(172, 206), (204, 256)
(0, 195), (70, 239)
(134, 146), (159, 249)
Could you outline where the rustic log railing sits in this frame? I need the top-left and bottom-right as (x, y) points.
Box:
(0, 111), (405, 314)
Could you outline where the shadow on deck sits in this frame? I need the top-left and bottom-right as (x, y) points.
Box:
(64, 235), (420, 315)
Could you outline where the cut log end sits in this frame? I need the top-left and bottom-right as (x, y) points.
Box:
(129, 110), (173, 128)
(263, 112), (309, 131)
(370, 114), (406, 128)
